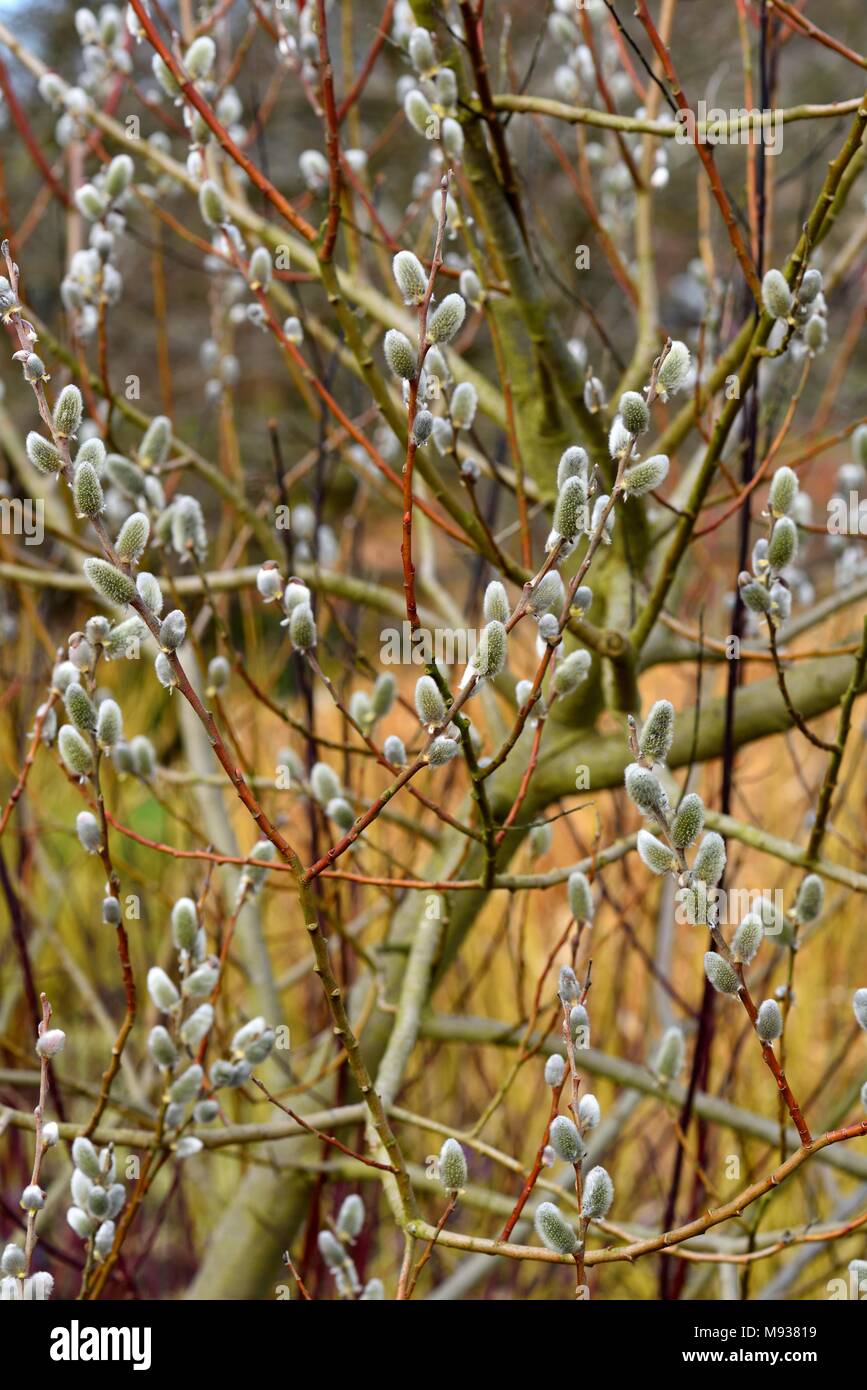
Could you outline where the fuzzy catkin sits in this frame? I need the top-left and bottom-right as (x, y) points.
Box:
(704, 951), (741, 996)
(624, 762), (669, 818)
(693, 832), (726, 885)
(289, 603), (317, 651)
(671, 793), (704, 848)
(383, 329), (417, 380)
(731, 913), (764, 965)
(794, 873), (824, 923)
(618, 390), (650, 435)
(581, 1166), (614, 1219)
(116, 511), (150, 563)
(656, 340), (690, 399)
(637, 828), (675, 875)
(483, 580), (509, 624)
(756, 1000), (783, 1041)
(427, 294), (465, 344)
(552, 475), (586, 542)
(83, 558), (136, 607)
(534, 1202), (578, 1254)
(638, 699), (675, 762)
(450, 381), (478, 429)
(544, 1054), (566, 1086)
(26, 432), (61, 475)
(473, 620), (507, 678)
(762, 268), (792, 319)
(767, 516), (797, 571)
(59, 724), (94, 777)
(549, 1115), (581, 1163)
(557, 445), (588, 488)
(438, 1137), (467, 1192)
(654, 1026), (685, 1081)
(769, 466), (798, 517)
(73, 461), (105, 517)
(96, 699), (123, 750)
(567, 871), (594, 923)
(392, 250), (426, 303)
(53, 384), (83, 438)
(415, 675), (446, 727)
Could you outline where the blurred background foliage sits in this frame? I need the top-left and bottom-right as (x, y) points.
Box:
(0, 0), (866, 1300)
